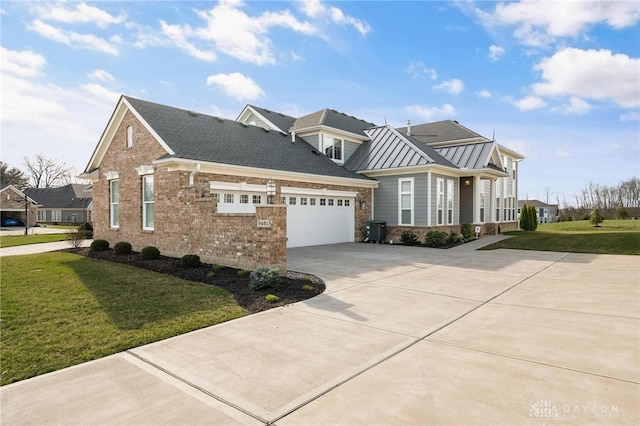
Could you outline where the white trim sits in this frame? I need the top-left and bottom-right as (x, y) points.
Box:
(142, 175), (154, 231)
(398, 177), (414, 226)
(104, 171), (120, 180)
(293, 125), (368, 143)
(136, 165), (154, 175)
(210, 181), (268, 192)
(446, 179), (454, 225)
(155, 158), (378, 188)
(427, 172), (432, 226)
(281, 187), (358, 198)
(436, 177), (444, 226)
(236, 106), (288, 134)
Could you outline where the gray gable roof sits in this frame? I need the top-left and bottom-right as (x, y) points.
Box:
(24, 184), (92, 209)
(434, 142), (495, 170)
(245, 105), (296, 134)
(398, 120), (485, 144)
(345, 125), (457, 172)
(125, 97), (372, 181)
(291, 108), (377, 138)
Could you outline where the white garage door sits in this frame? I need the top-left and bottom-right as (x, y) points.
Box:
(284, 192), (355, 248)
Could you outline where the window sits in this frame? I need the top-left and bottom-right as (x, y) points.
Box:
(447, 179), (454, 225)
(399, 178), (414, 225)
(37, 210), (46, 221)
(496, 197), (500, 222)
(110, 180), (119, 228)
(52, 210), (62, 222)
(126, 126), (133, 148)
(142, 175), (154, 230)
(437, 178), (444, 225)
(345, 199), (350, 207)
(281, 196), (286, 204)
(300, 197), (308, 205)
(480, 193), (485, 222)
(337, 199), (343, 206)
(240, 194), (249, 204)
(320, 198), (326, 206)
(252, 195), (262, 204)
(323, 136), (343, 161)
(328, 199), (334, 206)
(224, 194), (235, 204)
(309, 198), (316, 206)
(211, 192), (219, 201)
(289, 197), (297, 205)
(503, 197), (508, 222)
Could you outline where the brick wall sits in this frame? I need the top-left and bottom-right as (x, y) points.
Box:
(0, 189), (36, 227)
(92, 109), (373, 271)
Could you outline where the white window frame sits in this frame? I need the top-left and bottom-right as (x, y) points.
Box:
(399, 178), (414, 226)
(142, 175), (154, 230)
(126, 126), (133, 148)
(323, 135), (344, 163)
(110, 180), (119, 228)
(447, 179), (454, 225)
(480, 193), (485, 223)
(436, 178), (444, 225)
(52, 210), (62, 222)
(37, 210), (46, 221)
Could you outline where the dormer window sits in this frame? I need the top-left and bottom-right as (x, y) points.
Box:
(126, 126), (133, 148)
(323, 136), (343, 162)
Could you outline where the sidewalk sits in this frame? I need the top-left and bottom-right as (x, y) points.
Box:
(0, 240), (91, 256)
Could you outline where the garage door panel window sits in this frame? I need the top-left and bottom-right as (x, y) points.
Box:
(320, 198), (326, 206)
(310, 198), (316, 206)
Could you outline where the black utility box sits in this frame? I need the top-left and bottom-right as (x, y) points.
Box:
(368, 220), (386, 242)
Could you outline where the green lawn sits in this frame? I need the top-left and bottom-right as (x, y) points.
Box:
(0, 233), (68, 248)
(0, 252), (247, 385)
(482, 220), (640, 255)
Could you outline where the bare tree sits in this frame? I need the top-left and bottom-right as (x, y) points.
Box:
(0, 161), (29, 189)
(543, 186), (554, 205)
(23, 154), (74, 188)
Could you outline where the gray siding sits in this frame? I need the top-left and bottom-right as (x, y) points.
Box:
(246, 112), (269, 129)
(373, 173), (428, 226)
(301, 134), (320, 151)
(343, 140), (360, 163)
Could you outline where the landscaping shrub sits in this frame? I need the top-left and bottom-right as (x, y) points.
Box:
(615, 205), (628, 220)
(139, 246), (160, 260)
(78, 222), (93, 239)
(399, 229), (419, 246)
(249, 267), (281, 290)
(113, 242), (132, 255)
(447, 230), (464, 245)
(181, 254), (201, 267)
(590, 208), (604, 227)
(460, 223), (473, 239)
(424, 230), (448, 247)
(265, 294), (279, 303)
(90, 239), (109, 251)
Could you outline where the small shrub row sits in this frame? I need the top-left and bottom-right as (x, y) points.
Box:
(396, 226), (473, 248)
(114, 242), (132, 255)
(181, 254), (201, 268)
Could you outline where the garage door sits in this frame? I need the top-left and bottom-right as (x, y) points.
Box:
(283, 188), (356, 248)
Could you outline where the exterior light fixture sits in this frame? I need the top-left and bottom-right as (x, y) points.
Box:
(464, 179), (471, 186)
(266, 180), (276, 204)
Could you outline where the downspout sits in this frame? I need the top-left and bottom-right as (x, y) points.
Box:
(189, 163), (201, 187)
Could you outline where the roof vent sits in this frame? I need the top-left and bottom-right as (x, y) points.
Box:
(311, 149), (320, 155)
(406, 120), (411, 136)
(188, 111), (199, 118)
(215, 117), (225, 123)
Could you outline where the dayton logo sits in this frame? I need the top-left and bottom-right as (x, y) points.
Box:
(529, 399), (559, 425)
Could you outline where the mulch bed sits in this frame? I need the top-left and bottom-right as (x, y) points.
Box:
(64, 248), (325, 314)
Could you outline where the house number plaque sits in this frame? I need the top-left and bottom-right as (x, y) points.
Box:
(257, 220), (271, 228)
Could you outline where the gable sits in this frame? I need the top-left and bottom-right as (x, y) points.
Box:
(236, 105), (295, 133)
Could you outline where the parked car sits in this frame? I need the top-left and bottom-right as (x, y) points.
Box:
(1, 217), (25, 227)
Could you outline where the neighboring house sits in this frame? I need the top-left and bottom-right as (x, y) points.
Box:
(0, 184), (38, 227)
(81, 96), (524, 271)
(24, 184), (93, 225)
(518, 199), (559, 224)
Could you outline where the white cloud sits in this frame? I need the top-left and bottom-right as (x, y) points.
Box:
(160, 20), (217, 62)
(28, 19), (120, 55)
(476, 89), (493, 99)
(406, 104), (456, 120)
(478, 0), (640, 47)
(513, 95), (547, 111)
(532, 48), (640, 108)
(300, 0), (370, 35)
(555, 149), (572, 158)
(434, 78), (464, 94)
(489, 44), (505, 61)
(559, 97), (592, 115)
(405, 61), (438, 80)
(33, 2), (126, 28)
(81, 83), (121, 104)
(88, 69), (115, 83)
(206, 72), (265, 101)
(0, 47), (46, 77)
(620, 111), (640, 122)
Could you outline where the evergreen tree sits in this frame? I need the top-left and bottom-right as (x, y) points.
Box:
(519, 204), (529, 230)
(590, 208), (604, 227)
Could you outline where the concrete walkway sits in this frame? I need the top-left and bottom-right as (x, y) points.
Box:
(1, 239), (639, 425)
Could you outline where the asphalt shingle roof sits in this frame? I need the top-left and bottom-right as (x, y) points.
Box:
(291, 108), (377, 138)
(124, 97), (372, 181)
(24, 184), (92, 209)
(397, 120), (485, 144)
(245, 105), (296, 134)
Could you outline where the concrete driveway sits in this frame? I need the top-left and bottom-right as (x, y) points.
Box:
(2, 240), (639, 425)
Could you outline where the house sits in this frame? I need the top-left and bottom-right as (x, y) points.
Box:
(0, 184), (38, 228)
(81, 96), (524, 271)
(24, 184), (93, 225)
(518, 199), (559, 224)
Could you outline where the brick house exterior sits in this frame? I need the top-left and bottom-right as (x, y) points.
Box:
(0, 185), (38, 228)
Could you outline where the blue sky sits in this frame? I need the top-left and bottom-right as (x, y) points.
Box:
(1, 0), (638, 205)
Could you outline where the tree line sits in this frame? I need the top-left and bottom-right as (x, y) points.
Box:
(0, 154), (78, 189)
(559, 177), (639, 220)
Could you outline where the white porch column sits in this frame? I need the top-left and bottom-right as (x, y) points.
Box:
(473, 176), (481, 223)
(489, 179), (496, 222)
(427, 171), (432, 227)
